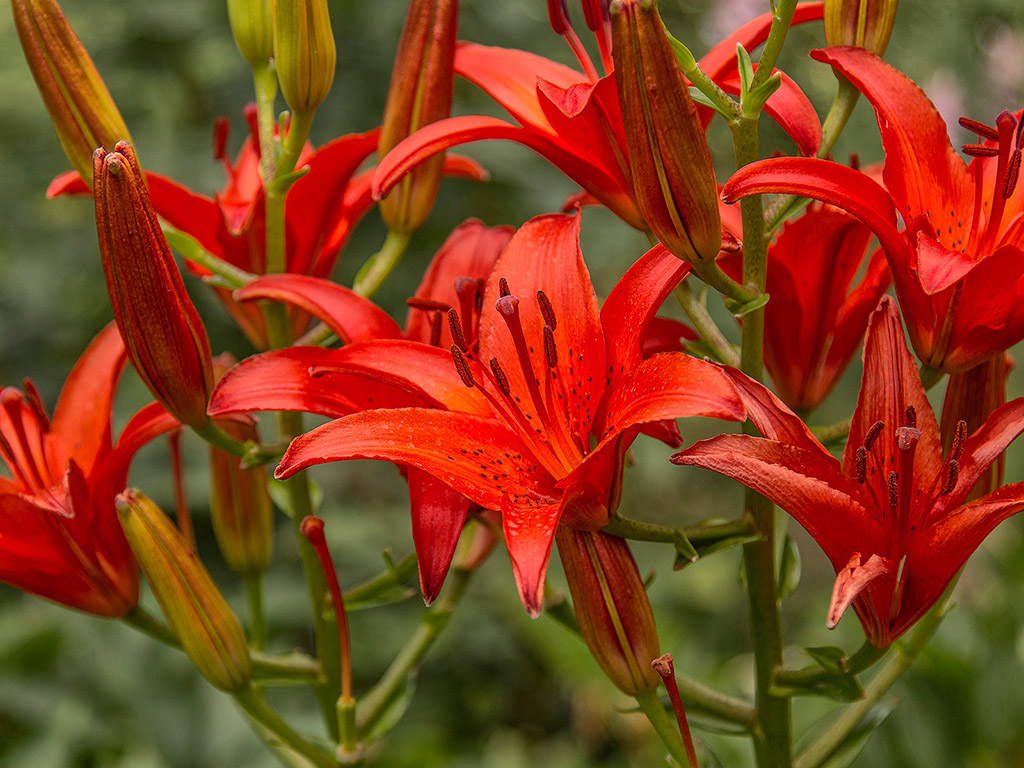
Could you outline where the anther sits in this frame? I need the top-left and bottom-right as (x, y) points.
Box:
(406, 297), (451, 312)
(1003, 149), (1021, 199)
(474, 278), (485, 315)
(448, 308), (469, 352)
(543, 326), (558, 368)
(863, 420), (884, 451)
(963, 144), (1000, 157)
(429, 312), (443, 347)
(941, 459), (959, 495)
(213, 117), (230, 164)
(904, 405), (917, 428)
(489, 358), (511, 397)
(950, 419), (967, 461)
(451, 345), (475, 388)
(849, 152), (861, 171)
(855, 446), (867, 483)
(498, 277), (511, 298)
(887, 471), (899, 511)
(959, 116), (1000, 141)
(537, 290), (557, 331)
(546, 0), (571, 35)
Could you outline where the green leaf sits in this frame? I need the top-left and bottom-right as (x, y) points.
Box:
(745, 72), (783, 115)
(772, 673), (864, 702)
(778, 535), (802, 603)
(819, 698), (901, 768)
(363, 670), (419, 744)
(804, 645), (850, 675)
(735, 44), (754, 97)
(724, 292), (770, 317)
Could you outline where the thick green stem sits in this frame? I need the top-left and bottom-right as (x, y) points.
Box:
(235, 686), (338, 768)
(636, 688), (697, 768)
(265, 108), (315, 276)
(252, 62), (279, 183)
(352, 230), (412, 298)
(691, 259), (759, 307)
(356, 566), (472, 737)
(673, 282), (740, 367)
(245, 574), (267, 652)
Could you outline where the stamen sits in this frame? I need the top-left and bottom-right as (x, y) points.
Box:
(546, 0), (570, 34)
(537, 290), (557, 330)
(849, 152), (861, 171)
(498, 277), (510, 298)
(243, 104), (261, 159)
(21, 379), (50, 432)
(863, 420), (885, 451)
(406, 296), (451, 312)
(212, 117), (230, 166)
(451, 345), (475, 388)
(855, 446), (867, 483)
(489, 358), (511, 397)
(963, 144), (1000, 157)
(448, 308), (469, 352)
(429, 312), (443, 347)
(543, 326), (558, 368)
(1003, 149), (1021, 199)
(474, 278), (485, 315)
(887, 471), (899, 511)
(941, 459), (959, 495)
(904, 405), (917, 429)
(950, 419), (967, 461)
(959, 116), (1000, 141)
(454, 277), (478, 342)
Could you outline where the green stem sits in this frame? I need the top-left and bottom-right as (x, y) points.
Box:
(352, 230), (412, 298)
(636, 688), (697, 768)
(192, 419), (249, 457)
(773, 641), (886, 690)
(235, 686), (338, 768)
(793, 601), (947, 768)
(810, 416), (853, 447)
(251, 650), (321, 682)
(603, 514), (756, 546)
(817, 76), (861, 161)
(245, 575), (267, 652)
(691, 259), (759, 307)
(252, 62), (280, 183)
(673, 282), (740, 367)
(163, 228), (257, 288)
(122, 605), (178, 646)
(265, 108), (315, 276)
(342, 552), (418, 606)
(356, 566), (472, 737)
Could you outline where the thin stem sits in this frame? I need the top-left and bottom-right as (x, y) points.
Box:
(636, 688), (696, 768)
(748, 0), (799, 96)
(773, 641), (887, 690)
(163, 228), (257, 288)
(673, 670), (757, 728)
(342, 551), (418, 606)
(810, 416), (853, 447)
(122, 605), (178, 646)
(603, 514), (756, 546)
(673, 281), (740, 367)
(691, 259), (759, 307)
(818, 76), (861, 161)
(352, 230), (412, 298)
(252, 62), (279, 183)
(235, 686), (338, 768)
(356, 566), (472, 736)
(245, 575), (268, 652)
(192, 420), (250, 457)
(250, 650), (320, 682)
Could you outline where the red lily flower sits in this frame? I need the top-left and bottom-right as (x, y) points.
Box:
(49, 110), (485, 348)
(268, 213), (745, 615)
(719, 199), (890, 412)
(723, 46), (1024, 373)
(209, 220), (513, 602)
(0, 324), (178, 616)
(673, 297), (1024, 647)
(372, 3), (824, 232)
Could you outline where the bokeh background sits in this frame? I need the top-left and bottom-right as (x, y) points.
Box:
(2, 0), (1024, 766)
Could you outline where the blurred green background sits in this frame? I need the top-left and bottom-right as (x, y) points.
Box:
(2, 0), (1024, 766)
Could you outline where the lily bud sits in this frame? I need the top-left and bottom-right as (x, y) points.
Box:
(117, 490), (253, 691)
(610, 0), (720, 264)
(556, 528), (660, 695)
(228, 0), (274, 66)
(93, 141), (215, 428)
(272, 0), (336, 114)
(378, 0), (458, 233)
(209, 356), (274, 577)
(824, 0), (898, 55)
(11, 0), (131, 184)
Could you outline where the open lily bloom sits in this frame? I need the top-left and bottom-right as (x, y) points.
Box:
(674, 298), (1024, 647)
(268, 213), (745, 615)
(210, 220), (513, 602)
(372, 3), (823, 233)
(0, 324), (178, 616)
(724, 46), (1024, 373)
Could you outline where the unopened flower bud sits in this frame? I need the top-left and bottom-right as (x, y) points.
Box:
(556, 527), (660, 695)
(93, 141), (215, 429)
(208, 356), (274, 577)
(228, 0), (274, 66)
(273, 0), (336, 114)
(824, 0), (898, 55)
(116, 489), (253, 691)
(378, 0), (458, 233)
(12, 0), (131, 184)
(610, 0), (720, 264)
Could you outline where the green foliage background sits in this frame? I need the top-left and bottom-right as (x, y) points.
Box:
(1, 1), (1024, 766)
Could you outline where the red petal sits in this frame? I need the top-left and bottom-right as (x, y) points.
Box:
(717, 367), (826, 454)
(146, 172), (228, 260)
(234, 274), (403, 343)
(408, 468), (471, 605)
(827, 552), (892, 630)
(502, 490), (562, 617)
(714, 67), (821, 157)
(46, 170), (90, 197)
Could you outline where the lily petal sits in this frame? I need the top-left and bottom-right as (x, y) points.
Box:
(408, 468), (472, 605)
(502, 490), (562, 617)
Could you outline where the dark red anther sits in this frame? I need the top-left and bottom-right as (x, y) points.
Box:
(849, 152), (861, 171)
(489, 357), (511, 397)
(963, 144), (1001, 157)
(406, 296), (452, 312)
(537, 290), (557, 331)
(904, 405), (917, 429)
(543, 325), (558, 368)
(429, 311), (443, 348)
(581, 0), (609, 30)
(949, 419), (967, 461)
(448, 308), (469, 352)
(855, 446), (867, 483)
(863, 420), (885, 451)
(451, 345), (475, 388)
(547, 0), (571, 34)
(1003, 149), (1021, 199)
(941, 459), (959, 495)
(243, 103), (261, 159)
(959, 116), (1000, 141)
(213, 117), (230, 163)
(474, 278), (485, 315)
(887, 471), (899, 511)
(498, 277), (511, 298)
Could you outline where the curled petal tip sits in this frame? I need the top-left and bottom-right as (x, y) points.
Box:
(827, 552), (891, 629)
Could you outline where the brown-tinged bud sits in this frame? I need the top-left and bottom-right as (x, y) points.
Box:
(556, 527), (660, 694)
(272, 0), (336, 114)
(11, 0), (131, 184)
(93, 141), (215, 429)
(378, 0), (458, 233)
(228, 0), (274, 66)
(116, 489), (253, 691)
(940, 352), (1012, 501)
(610, 0), (720, 264)
(209, 355), (273, 577)
(824, 0), (898, 55)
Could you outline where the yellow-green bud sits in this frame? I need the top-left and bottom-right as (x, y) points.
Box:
(272, 0), (336, 114)
(117, 489), (253, 691)
(11, 0), (131, 185)
(228, 0), (274, 66)
(824, 0), (899, 56)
